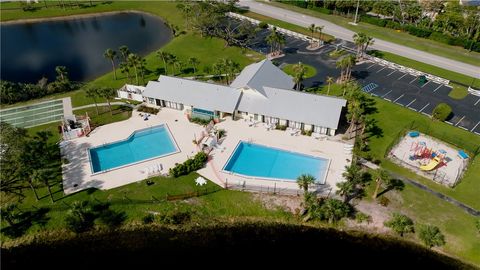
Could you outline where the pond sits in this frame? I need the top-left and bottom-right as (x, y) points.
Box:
(0, 12), (172, 83)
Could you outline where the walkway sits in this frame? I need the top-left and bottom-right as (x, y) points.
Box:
(238, 0), (480, 79)
(359, 158), (480, 217)
(73, 102), (135, 110)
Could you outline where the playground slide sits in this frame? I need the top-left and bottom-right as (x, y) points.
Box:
(420, 157), (440, 171)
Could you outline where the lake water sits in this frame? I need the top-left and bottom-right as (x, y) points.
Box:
(0, 12), (172, 83)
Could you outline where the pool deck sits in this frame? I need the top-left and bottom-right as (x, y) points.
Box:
(62, 108), (352, 195)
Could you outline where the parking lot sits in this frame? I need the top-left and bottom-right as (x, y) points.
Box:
(242, 20), (480, 135)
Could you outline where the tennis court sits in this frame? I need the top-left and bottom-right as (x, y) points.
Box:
(0, 98), (72, 128)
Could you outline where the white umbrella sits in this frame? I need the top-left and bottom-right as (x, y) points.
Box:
(195, 176), (207, 186)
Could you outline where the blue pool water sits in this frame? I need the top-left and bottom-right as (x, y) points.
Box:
(89, 125), (178, 173)
(223, 142), (329, 183)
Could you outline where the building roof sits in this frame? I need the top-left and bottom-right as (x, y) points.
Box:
(230, 59), (295, 96)
(237, 86), (346, 129)
(142, 76), (241, 113)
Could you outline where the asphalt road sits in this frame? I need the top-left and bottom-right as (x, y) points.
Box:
(238, 0), (480, 79)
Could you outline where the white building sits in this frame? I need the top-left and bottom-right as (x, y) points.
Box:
(142, 59), (346, 136)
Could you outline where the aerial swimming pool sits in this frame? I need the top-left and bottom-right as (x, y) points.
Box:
(89, 124), (178, 173)
(223, 141), (329, 183)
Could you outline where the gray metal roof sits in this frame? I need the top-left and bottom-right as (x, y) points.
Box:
(230, 59), (295, 96)
(142, 76), (241, 113)
(237, 87), (346, 129)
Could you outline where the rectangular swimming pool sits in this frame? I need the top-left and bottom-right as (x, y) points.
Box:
(223, 141), (329, 183)
(89, 124), (178, 173)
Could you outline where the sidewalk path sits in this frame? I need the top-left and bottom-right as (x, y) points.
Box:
(238, 0), (480, 79)
(73, 102), (135, 110)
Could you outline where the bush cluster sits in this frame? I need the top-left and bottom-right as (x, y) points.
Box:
(65, 201), (127, 233)
(275, 124), (287, 131)
(169, 152), (209, 178)
(189, 117), (211, 126)
(159, 208), (192, 225)
(301, 129), (313, 136)
(432, 103), (452, 121)
(137, 105), (159, 115)
(1, 80), (76, 105)
(258, 21), (268, 29)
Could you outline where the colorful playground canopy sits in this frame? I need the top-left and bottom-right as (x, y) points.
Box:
(409, 131), (420, 137)
(458, 150), (469, 159)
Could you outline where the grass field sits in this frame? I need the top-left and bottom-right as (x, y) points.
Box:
(282, 63), (317, 79)
(261, 1), (480, 67)
(73, 105), (132, 127)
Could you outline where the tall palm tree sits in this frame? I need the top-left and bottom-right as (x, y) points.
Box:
(308, 23), (316, 45)
(55, 66), (68, 82)
(293, 62), (307, 91)
(336, 180), (355, 202)
(157, 50), (169, 75)
(174, 60), (183, 75)
(189, 57), (199, 74)
(296, 174), (316, 193)
(362, 35), (374, 58)
(120, 62), (131, 83)
(127, 53), (140, 84)
(169, 56), (179, 76)
(326, 76), (334, 95)
(372, 169), (391, 199)
(342, 163), (363, 183)
(99, 87), (116, 116)
(119, 45), (130, 62)
(346, 98), (364, 138)
(85, 88), (100, 115)
(315, 25), (324, 43)
(353, 32), (366, 58)
(344, 54), (356, 81)
(104, 49), (117, 80)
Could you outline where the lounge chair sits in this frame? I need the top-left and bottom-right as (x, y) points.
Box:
(312, 132), (321, 139)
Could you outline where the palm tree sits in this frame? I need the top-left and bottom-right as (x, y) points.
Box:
(344, 54), (356, 81)
(85, 88), (100, 115)
(342, 163), (363, 183)
(293, 62), (307, 91)
(362, 35), (374, 58)
(104, 49), (117, 80)
(353, 32), (366, 58)
(296, 174), (316, 193)
(308, 23), (316, 45)
(99, 87), (116, 116)
(189, 57), (199, 74)
(33, 168), (55, 203)
(119, 45), (130, 62)
(120, 62), (131, 83)
(336, 180), (355, 202)
(326, 76), (334, 95)
(372, 169), (391, 199)
(157, 50), (169, 75)
(55, 66), (68, 82)
(127, 53), (140, 84)
(315, 25), (324, 43)
(167, 54), (178, 76)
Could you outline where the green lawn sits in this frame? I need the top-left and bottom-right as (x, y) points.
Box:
(27, 122), (62, 143)
(241, 11), (335, 42)
(73, 105), (132, 127)
(369, 50), (480, 89)
(261, 1), (480, 67)
(1, 172), (290, 241)
(364, 182), (480, 265)
(282, 63), (317, 79)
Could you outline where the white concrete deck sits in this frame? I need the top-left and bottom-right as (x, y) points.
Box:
(197, 118), (352, 195)
(62, 108), (351, 195)
(61, 109), (204, 194)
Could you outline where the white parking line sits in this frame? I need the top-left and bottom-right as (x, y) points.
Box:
(405, 99), (416, 107)
(474, 98), (480, 106)
(384, 98), (392, 101)
(455, 116), (465, 126)
(433, 84), (442, 92)
(471, 121), (480, 132)
(376, 66), (387, 73)
(409, 77), (418, 84)
(393, 94), (405, 103)
(459, 126), (469, 131)
(422, 112), (431, 117)
(381, 90), (393, 97)
(398, 73), (408, 80)
(387, 70), (396, 76)
(367, 64), (376, 69)
(419, 103), (430, 112)
(421, 81), (431, 88)
(409, 107), (417, 112)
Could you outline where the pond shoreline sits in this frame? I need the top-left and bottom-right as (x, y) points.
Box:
(0, 10), (165, 25)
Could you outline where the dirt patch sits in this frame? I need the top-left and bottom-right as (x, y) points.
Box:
(347, 200), (391, 234)
(253, 193), (302, 214)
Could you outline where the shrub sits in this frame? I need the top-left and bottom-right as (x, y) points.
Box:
(377, 196), (390, 207)
(137, 105), (160, 115)
(65, 201), (95, 233)
(329, 49), (346, 58)
(275, 124), (287, 131)
(405, 25), (432, 38)
(432, 103), (452, 121)
(301, 129), (313, 136)
(258, 21), (268, 29)
(143, 214), (155, 224)
(384, 213), (414, 236)
(317, 198), (352, 224)
(355, 212), (372, 224)
(417, 224), (446, 248)
(159, 208), (192, 225)
(360, 15), (387, 27)
(169, 152), (209, 178)
(385, 20), (403, 30)
(310, 6), (332, 14)
(475, 219), (480, 233)
(190, 117), (211, 126)
(97, 209), (127, 227)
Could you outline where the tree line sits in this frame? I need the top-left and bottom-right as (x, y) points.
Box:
(280, 0), (480, 52)
(0, 66), (77, 105)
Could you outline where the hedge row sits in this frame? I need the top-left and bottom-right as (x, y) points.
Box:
(169, 152), (208, 178)
(360, 15), (480, 52)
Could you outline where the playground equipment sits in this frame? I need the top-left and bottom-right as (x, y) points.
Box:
(420, 156), (441, 171)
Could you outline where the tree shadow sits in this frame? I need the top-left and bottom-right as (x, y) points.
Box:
(377, 179), (405, 197)
(1, 207), (50, 238)
(155, 67), (166, 76)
